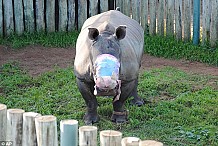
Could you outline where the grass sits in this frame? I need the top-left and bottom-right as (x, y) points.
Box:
(0, 31), (217, 66)
(0, 32), (218, 145)
(0, 62), (217, 145)
(144, 35), (218, 66)
(0, 31), (79, 48)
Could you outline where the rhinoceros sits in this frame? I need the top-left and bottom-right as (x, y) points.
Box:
(74, 9), (144, 124)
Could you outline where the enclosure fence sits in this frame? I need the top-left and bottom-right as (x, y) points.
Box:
(0, 0), (218, 46)
(0, 104), (163, 146)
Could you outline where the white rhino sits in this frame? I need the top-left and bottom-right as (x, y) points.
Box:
(74, 9), (144, 124)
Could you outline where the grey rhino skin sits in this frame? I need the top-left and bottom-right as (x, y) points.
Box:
(74, 10), (144, 124)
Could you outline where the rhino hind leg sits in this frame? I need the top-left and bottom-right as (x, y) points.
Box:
(130, 78), (144, 106)
(76, 78), (100, 125)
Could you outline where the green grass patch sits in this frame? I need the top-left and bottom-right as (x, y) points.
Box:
(1, 62), (217, 145)
(144, 35), (218, 66)
(1, 32), (217, 66)
(0, 31), (79, 48)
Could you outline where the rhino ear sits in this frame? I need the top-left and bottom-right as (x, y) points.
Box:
(115, 25), (126, 40)
(88, 28), (99, 40)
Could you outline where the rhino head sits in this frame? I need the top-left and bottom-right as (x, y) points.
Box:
(88, 25), (126, 97)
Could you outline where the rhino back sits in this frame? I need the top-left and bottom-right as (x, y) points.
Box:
(74, 10), (144, 81)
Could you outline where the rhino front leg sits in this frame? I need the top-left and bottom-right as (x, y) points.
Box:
(130, 78), (144, 106)
(111, 80), (135, 123)
(76, 78), (100, 125)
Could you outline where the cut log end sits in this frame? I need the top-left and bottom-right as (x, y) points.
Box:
(139, 140), (163, 146)
(35, 115), (56, 122)
(100, 130), (122, 137)
(7, 109), (25, 114)
(60, 119), (78, 125)
(79, 126), (98, 132)
(122, 137), (140, 146)
(0, 104), (7, 110)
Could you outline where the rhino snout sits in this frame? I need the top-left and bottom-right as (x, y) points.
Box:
(95, 76), (117, 89)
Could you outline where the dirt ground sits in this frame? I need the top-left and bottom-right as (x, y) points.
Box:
(0, 45), (218, 77)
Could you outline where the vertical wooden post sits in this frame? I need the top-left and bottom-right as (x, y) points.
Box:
(210, 0), (218, 47)
(100, 0), (108, 13)
(132, 0), (140, 23)
(22, 112), (42, 146)
(35, 115), (58, 146)
(79, 126), (97, 146)
(141, 0), (148, 34)
(123, 0), (131, 17)
(68, 0), (76, 31)
(3, 0), (14, 36)
(149, 0), (156, 35)
(193, 0), (200, 45)
(175, 0), (182, 40)
(121, 137), (140, 146)
(157, 0), (165, 36)
(35, 0), (45, 32)
(100, 130), (122, 146)
(202, 0), (211, 45)
(0, 104), (7, 141)
(89, 0), (98, 17)
(0, 0), (3, 36)
(60, 120), (78, 146)
(139, 140), (163, 146)
(7, 109), (25, 146)
(23, 0), (35, 33)
(59, 0), (68, 31)
(116, 0), (123, 13)
(166, 0), (175, 36)
(46, 0), (56, 32)
(14, 0), (24, 35)
(183, 0), (191, 41)
(78, 0), (87, 30)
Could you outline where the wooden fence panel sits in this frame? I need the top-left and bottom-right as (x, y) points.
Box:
(175, 0), (182, 40)
(35, 0), (45, 32)
(202, 0), (211, 44)
(123, 0), (131, 17)
(210, 0), (218, 47)
(68, 0), (76, 31)
(3, 0), (14, 36)
(149, 0), (156, 35)
(141, 0), (148, 33)
(157, 0), (165, 36)
(23, 0), (35, 33)
(46, 0), (55, 32)
(132, 0), (140, 23)
(116, 0), (123, 12)
(14, 0), (24, 35)
(0, 0), (3, 36)
(100, 0), (108, 13)
(166, 0), (175, 36)
(59, 0), (68, 31)
(183, 0), (191, 41)
(78, 0), (87, 30)
(89, 0), (98, 17)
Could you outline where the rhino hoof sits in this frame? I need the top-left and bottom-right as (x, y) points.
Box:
(84, 112), (100, 125)
(111, 111), (128, 123)
(130, 98), (144, 107)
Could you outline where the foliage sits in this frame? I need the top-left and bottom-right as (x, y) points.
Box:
(0, 31), (79, 48)
(1, 62), (217, 145)
(144, 35), (218, 66)
(0, 32), (217, 66)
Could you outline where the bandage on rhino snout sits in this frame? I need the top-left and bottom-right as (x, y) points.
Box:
(93, 54), (121, 96)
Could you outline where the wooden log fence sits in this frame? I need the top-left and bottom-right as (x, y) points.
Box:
(0, 104), (163, 146)
(0, 0), (217, 46)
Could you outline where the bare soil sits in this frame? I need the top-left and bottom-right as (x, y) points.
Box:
(0, 45), (218, 77)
